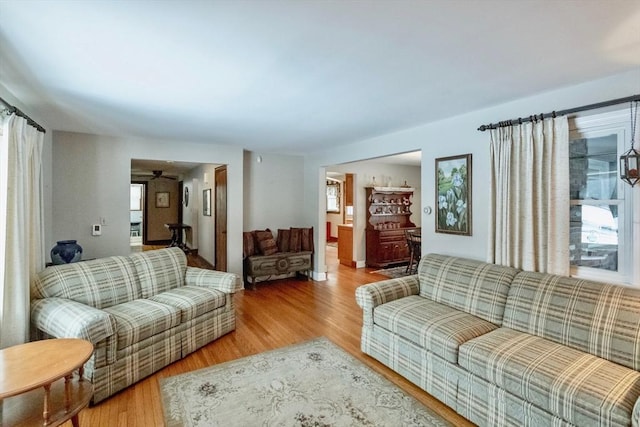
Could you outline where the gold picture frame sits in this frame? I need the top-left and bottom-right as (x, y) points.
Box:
(435, 154), (472, 235)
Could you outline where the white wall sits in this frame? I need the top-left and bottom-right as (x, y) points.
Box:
(51, 131), (245, 276)
(305, 69), (640, 278)
(180, 174), (199, 250)
(243, 151), (306, 231)
(197, 164), (218, 265)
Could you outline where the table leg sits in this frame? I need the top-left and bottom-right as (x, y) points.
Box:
(169, 228), (179, 247)
(65, 374), (72, 411)
(43, 383), (51, 423)
(72, 414), (80, 427)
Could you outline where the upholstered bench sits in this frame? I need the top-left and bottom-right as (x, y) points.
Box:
(242, 227), (313, 289)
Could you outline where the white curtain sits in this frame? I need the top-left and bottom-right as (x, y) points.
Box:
(0, 114), (45, 349)
(488, 116), (570, 275)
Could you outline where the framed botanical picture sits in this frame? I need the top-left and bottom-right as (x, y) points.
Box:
(155, 191), (170, 208)
(203, 189), (212, 216)
(435, 154), (472, 235)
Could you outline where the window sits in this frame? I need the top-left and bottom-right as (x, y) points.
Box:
(569, 110), (636, 284)
(326, 180), (340, 213)
(130, 184), (143, 211)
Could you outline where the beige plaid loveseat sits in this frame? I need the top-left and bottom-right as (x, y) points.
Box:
(30, 247), (241, 403)
(356, 253), (640, 427)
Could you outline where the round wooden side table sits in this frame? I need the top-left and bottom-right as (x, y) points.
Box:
(0, 338), (94, 427)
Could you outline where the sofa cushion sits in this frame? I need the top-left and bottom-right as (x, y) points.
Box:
(503, 271), (640, 371)
(149, 286), (226, 322)
(417, 254), (520, 324)
(459, 327), (640, 427)
(242, 232), (256, 258)
(130, 247), (187, 299)
(289, 227), (314, 253)
(276, 229), (291, 252)
(256, 234), (278, 255)
(104, 299), (181, 350)
(373, 295), (499, 363)
(32, 256), (140, 309)
(289, 228), (302, 252)
(300, 227), (314, 252)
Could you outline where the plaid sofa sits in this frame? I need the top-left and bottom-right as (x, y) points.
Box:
(30, 247), (241, 403)
(356, 254), (640, 427)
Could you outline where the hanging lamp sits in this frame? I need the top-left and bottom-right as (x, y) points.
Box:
(620, 101), (640, 187)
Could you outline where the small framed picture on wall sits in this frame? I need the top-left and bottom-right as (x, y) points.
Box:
(155, 191), (170, 208)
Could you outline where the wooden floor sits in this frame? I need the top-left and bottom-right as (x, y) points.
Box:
(75, 245), (474, 426)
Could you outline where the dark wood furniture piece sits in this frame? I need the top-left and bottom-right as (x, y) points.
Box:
(0, 338), (94, 427)
(244, 251), (313, 289)
(165, 223), (191, 253)
(242, 227), (314, 289)
(365, 186), (418, 268)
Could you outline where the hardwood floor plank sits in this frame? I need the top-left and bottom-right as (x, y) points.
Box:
(70, 245), (473, 426)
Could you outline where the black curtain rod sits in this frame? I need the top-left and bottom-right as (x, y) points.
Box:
(0, 96), (46, 133)
(477, 94), (640, 132)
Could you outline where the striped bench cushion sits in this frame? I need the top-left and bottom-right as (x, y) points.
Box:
(503, 271), (640, 371)
(418, 254), (520, 325)
(104, 299), (181, 350)
(374, 295), (499, 363)
(460, 327), (640, 427)
(149, 286), (226, 322)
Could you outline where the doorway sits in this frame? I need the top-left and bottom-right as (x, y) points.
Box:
(130, 183), (144, 248)
(215, 165), (227, 271)
(324, 150), (422, 272)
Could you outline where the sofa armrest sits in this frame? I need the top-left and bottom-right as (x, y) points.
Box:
(185, 267), (242, 294)
(31, 297), (116, 345)
(356, 275), (420, 310)
(355, 275), (420, 327)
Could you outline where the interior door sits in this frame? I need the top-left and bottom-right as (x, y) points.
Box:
(215, 166), (227, 271)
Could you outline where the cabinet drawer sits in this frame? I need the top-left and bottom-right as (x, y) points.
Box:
(377, 231), (405, 243)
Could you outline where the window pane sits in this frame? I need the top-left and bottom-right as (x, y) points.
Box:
(569, 204), (618, 271)
(130, 184), (142, 211)
(569, 135), (617, 200)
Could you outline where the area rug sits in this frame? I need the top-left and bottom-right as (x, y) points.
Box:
(160, 337), (452, 427)
(371, 265), (413, 279)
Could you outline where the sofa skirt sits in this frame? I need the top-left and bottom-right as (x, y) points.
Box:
(361, 325), (460, 409)
(457, 371), (574, 427)
(90, 329), (183, 403)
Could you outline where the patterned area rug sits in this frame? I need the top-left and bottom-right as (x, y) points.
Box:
(371, 265), (414, 279)
(160, 338), (452, 427)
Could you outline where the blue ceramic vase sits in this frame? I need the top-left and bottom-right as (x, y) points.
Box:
(51, 240), (83, 265)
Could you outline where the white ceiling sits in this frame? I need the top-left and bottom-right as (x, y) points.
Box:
(1, 0), (639, 155)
